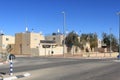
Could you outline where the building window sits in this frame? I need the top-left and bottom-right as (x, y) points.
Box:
(53, 37), (55, 41)
(34, 38), (37, 40)
(2, 44), (5, 47)
(42, 45), (50, 48)
(6, 38), (9, 41)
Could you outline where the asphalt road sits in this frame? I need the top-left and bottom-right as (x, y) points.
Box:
(0, 57), (120, 80)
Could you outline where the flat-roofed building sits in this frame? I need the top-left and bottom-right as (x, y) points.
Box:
(0, 34), (15, 53)
(45, 34), (64, 46)
(15, 32), (45, 55)
(14, 31), (65, 56)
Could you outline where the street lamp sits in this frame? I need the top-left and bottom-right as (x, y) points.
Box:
(62, 11), (66, 57)
(109, 28), (112, 57)
(118, 12), (120, 59)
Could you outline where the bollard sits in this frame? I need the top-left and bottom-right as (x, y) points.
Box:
(9, 56), (13, 76)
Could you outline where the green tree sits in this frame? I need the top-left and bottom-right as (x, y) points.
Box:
(109, 34), (118, 52)
(89, 33), (98, 51)
(102, 33), (110, 48)
(102, 32), (118, 52)
(80, 33), (98, 51)
(80, 34), (89, 50)
(80, 34), (89, 45)
(65, 31), (79, 53)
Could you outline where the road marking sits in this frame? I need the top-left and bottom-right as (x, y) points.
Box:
(24, 73), (31, 77)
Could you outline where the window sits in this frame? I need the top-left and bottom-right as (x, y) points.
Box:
(42, 45), (50, 48)
(6, 38), (9, 41)
(34, 38), (37, 40)
(2, 44), (5, 47)
(53, 37), (55, 41)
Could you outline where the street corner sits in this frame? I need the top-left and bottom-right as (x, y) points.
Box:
(0, 72), (31, 80)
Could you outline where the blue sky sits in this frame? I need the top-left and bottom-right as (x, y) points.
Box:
(0, 0), (120, 39)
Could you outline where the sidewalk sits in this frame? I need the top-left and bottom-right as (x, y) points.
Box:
(47, 53), (118, 59)
(0, 72), (30, 80)
(0, 59), (30, 80)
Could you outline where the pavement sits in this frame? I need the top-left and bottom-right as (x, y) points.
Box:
(47, 54), (117, 59)
(0, 72), (30, 80)
(0, 53), (118, 80)
(0, 59), (30, 80)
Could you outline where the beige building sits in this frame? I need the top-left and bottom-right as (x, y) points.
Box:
(15, 32), (64, 56)
(15, 32), (44, 55)
(0, 34), (15, 53)
(45, 34), (64, 46)
(98, 39), (102, 48)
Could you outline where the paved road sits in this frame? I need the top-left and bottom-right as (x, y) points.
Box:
(0, 57), (119, 80)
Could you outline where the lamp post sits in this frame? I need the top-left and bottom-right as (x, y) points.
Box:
(109, 28), (112, 57)
(118, 12), (120, 59)
(62, 11), (66, 57)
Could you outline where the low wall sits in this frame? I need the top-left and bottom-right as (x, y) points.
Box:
(82, 52), (119, 58)
(38, 46), (63, 56)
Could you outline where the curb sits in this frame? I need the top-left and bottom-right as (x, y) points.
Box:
(113, 60), (120, 62)
(0, 73), (30, 80)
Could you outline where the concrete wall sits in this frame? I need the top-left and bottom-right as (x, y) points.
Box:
(30, 33), (44, 48)
(15, 33), (23, 55)
(38, 45), (64, 56)
(31, 48), (39, 56)
(15, 32), (45, 55)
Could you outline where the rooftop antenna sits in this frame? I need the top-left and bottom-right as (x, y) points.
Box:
(26, 27), (28, 32)
(25, 18), (29, 33)
(58, 29), (60, 33)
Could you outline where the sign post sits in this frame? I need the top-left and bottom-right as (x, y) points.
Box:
(9, 56), (13, 76)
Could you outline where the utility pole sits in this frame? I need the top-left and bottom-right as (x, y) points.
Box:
(118, 12), (120, 59)
(110, 28), (112, 57)
(62, 11), (66, 57)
